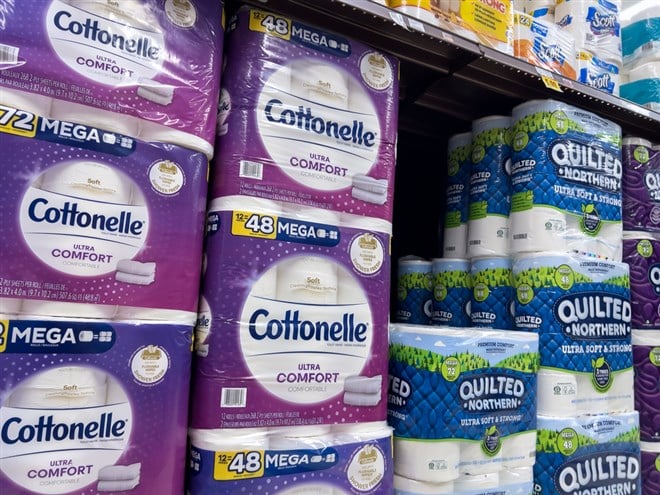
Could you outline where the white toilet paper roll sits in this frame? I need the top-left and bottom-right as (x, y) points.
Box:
(116, 260), (156, 277)
(443, 225), (468, 259)
(565, 217), (623, 261)
(537, 370), (579, 417)
(189, 427), (270, 452)
(276, 255), (338, 304)
(115, 271), (155, 285)
(39, 161), (133, 204)
(351, 186), (388, 205)
(499, 465), (534, 485)
(208, 195), (283, 216)
(459, 440), (503, 475)
(50, 99), (140, 137)
(112, 305), (195, 325)
(331, 421), (391, 443)
(501, 431), (536, 468)
(136, 78), (174, 106)
(0, 298), (22, 315)
(467, 216), (510, 258)
(20, 300), (118, 319)
(510, 208), (568, 255)
(269, 425), (333, 450)
(7, 366), (108, 408)
(606, 368), (635, 414)
(283, 205), (341, 226)
(393, 474), (454, 494)
(394, 437), (460, 483)
(628, 60), (660, 82)
(137, 119), (213, 158)
(343, 391), (381, 406)
(343, 375), (382, 394)
(339, 212), (393, 235)
(97, 463), (141, 481)
(290, 61), (349, 109)
(250, 264), (278, 300)
(453, 471), (500, 491)
(336, 266), (369, 304)
(574, 373), (609, 415)
(0, 88), (52, 117)
(352, 174), (389, 195)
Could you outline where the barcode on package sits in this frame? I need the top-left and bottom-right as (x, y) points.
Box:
(240, 160), (263, 179)
(221, 388), (247, 407)
(0, 44), (19, 64)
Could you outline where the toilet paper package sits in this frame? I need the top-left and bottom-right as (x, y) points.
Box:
(622, 138), (660, 232)
(632, 331), (660, 443)
(397, 257), (433, 325)
(535, 413), (641, 495)
(431, 258), (471, 327)
(620, 61), (660, 113)
(510, 99), (623, 260)
(388, 325), (539, 482)
(443, 132), (472, 259)
(0, 316), (194, 495)
(576, 50), (621, 95)
(189, 197), (391, 429)
(640, 442), (660, 495)
(470, 257), (514, 330)
(513, 11), (577, 80)
(0, 110), (208, 323)
(512, 253), (633, 416)
(0, 0), (223, 157)
(556, 0), (622, 61)
(467, 116), (512, 258)
(187, 422), (394, 495)
(210, 6), (399, 222)
(623, 234), (660, 329)
(622, 6), (660, 67)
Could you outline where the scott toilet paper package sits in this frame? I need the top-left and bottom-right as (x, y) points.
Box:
(0, 316), (193, 495)
(622, 138), (660, 233)
(388, 325), (539, 482)
(210, 6), (398, 222)
(510, 99), (623, 260)
(535, 413), (641, 495)
(0, 108), (208, 323)
(576, 50), (621, 96)
(189, 198), (391, 429)
(187, 422), (394, 495)
(0, 0), (223, 157)
(623, 234), (660, 329)
(632, 331), (660, 443)
(512, 253), (633, 416)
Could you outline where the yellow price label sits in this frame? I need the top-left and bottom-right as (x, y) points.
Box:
(214, 450), (265, 481)
(231, 211), (277, 239)
(0, 105), (38, 137)
(0, 320), (9, 353)
(541, 75), (563, 92)
(249, 9), (291, 40)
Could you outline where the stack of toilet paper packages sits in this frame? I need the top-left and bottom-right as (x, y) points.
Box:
(535, 412), (641, 495)
(470, 257), (515, 330)
(556, 0), (623, 94)
(0, 109), (208, 324)
(431, 258), (471, 328)
(189, 197), (391, 430)
(388, 325), (539, 483)
(396, 256), (433, 325)
(641, 442), (660, 495)
(443, 132), (472, 259)
(187, 421), (394, 494)
(394, 466), (535, 495)
(632, 331), (660, 445)
(512, 253), (634, 416)
(467, 116), (512, 259)
(210, 6), (399, 222)
(621, 3), (660, 111)
(510, 99), (623, 260)
(0, 0), (223, 158)
(0, 316), (194, 495)
(513, 10), (577, 80)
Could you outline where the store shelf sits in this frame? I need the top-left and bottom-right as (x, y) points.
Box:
(241, 0), (660, 140)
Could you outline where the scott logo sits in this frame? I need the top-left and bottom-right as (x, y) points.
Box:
(590, 73), (612, 90)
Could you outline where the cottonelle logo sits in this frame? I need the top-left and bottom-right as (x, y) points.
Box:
(19, 163), (149, 277)
(46, 0), (165, 85)
(239, 259), (373, 404)
(256, 61), (381, 191)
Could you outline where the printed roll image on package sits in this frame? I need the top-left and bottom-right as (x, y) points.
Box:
(0, 106), (208, 324)
(0, 317), (194, 495)
(209, 6), (399, 221)
(189, 198), (391, 429)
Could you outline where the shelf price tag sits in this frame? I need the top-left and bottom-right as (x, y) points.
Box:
(214, 450), (265, 481)
(540, 75), (562, 93)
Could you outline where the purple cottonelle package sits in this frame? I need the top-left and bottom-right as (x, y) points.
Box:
(633, 331), (660, 443)
(622, 138), (660, 233)
(0, 0), (223, 157)
(189, 198), (391, 429)
(0, 317), (193, 495)
(623, 234), (660, 330)
(0, 107), (208, 323)
(210, 6), (399, 221)
(641, 443), (660, 495)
